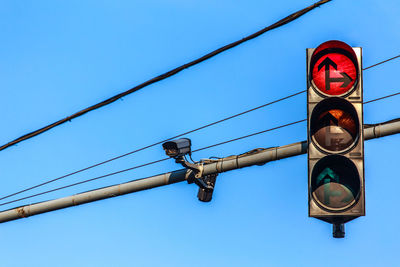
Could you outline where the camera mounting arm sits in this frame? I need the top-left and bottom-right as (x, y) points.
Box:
(162, 138), (218, 202)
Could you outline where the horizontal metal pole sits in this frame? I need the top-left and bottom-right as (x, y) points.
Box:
(0, 119), (399, 223)
(364, 119), (400, 140)
(201, 119), (400, 176)
(0, 169), (192, 223)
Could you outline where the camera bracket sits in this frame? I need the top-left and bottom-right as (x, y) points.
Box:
(174, 156), (217, 202)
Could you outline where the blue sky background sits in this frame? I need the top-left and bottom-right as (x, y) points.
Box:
(0, 0), (399, 266)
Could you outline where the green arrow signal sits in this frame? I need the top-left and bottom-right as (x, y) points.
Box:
(316, 167), (339, 185)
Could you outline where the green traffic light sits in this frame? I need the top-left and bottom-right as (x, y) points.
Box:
(311, 155), (360, 211)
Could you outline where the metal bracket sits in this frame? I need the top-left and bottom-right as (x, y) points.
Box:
(174, 156), (217, 202)
(333, 223), (345, 238)
(175, 157), (203, 176)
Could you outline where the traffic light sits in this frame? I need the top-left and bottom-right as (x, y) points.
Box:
(307, 40), (364, 238)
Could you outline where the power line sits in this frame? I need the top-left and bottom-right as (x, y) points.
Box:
(0, 0), (331, 153)
(0, 157), (169, 207)
(1, 73), (399, 204)
(363, 91), (400, 104)
(2, 117), (400, 224)
(2, 91), (399, 207)
(0, 120), (306, 207)
(1, 53), (399, 203)
(0, 90), (305, 202)
(0, 15), (397, 203)
(363, 54), (400, 70)
(192, 119), (306, 153)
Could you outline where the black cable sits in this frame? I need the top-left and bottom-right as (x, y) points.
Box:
(1, 24), (398, 203)
(363, 91), (400, 104)
(0, 119), (307, 207)
(1, 54), (399, 203)
(0, 90), (305, 202)
(192, 119), (307, 153)
(2, 90), (399, 207)
(0, 158), (169, 207)
(363, 54), (400, 70)
(0, 0), (332, 153)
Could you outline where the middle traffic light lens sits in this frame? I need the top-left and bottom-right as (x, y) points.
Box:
(310, 98), (359, 153)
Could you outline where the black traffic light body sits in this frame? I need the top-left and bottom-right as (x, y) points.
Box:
(307, 41), (365, 226)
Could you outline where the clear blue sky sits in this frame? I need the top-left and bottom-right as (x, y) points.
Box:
(1, 0), (399, 266)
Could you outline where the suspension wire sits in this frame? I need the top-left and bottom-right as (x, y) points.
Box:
(0, 158), (169, 207)
(0, 0), (332, 153)
(0, 120), (306, 207)
(363, 54), (400, 70)
(1, 91), (399, 207)
(0, 90), (305, 202)
(363, 91), (400, 104)
(0, 11), (398, 202)
(3, 49), (399, 203)
(192, 119), (306, 153)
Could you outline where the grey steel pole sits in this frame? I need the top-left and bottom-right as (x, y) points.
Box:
(0, 169), (192, 223)
(0, 119), (399, 223)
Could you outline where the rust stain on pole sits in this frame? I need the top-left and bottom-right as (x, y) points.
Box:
(16, 207), (27, 218)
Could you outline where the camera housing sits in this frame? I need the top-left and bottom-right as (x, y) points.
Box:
(162, 138), (217, 202)
(162, 138), (191, 158)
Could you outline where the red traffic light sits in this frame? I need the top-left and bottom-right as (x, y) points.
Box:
(309, 40), (359, 96)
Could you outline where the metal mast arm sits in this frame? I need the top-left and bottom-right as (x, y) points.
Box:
(0, 119), (399, 224)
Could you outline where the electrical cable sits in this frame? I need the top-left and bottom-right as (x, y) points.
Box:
(0, 19), (397, 203)
(1, 91), (399, 207)
(0, 120), (306, 207)
(1, 53), (399, 203)
(1, 67), (399, 203)
(0, 90), (305, 202)
(363, 91), (400, 104)
(0, 0), (332, 153)
(363, 54), (400, 71)
(0, 157), (169, 207)
(192, 119), (306, 153)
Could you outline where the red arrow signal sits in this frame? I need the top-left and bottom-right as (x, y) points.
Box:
(309, 40), (359, 96)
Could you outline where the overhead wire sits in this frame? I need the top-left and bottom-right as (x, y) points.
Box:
(1, 91), (399, 207)
(363, 91), (400, 104)
(0, 120), (306, 207)
(1, 52), (400, 203)
(0, 0), (332, 153)
(0, 90), (305, 202)
(0, 157), (169, 207)
(363, 54), (400, 71)
(192, 119), (306, 153)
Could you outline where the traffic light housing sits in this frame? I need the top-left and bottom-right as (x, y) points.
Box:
(307, 41), (364, 237)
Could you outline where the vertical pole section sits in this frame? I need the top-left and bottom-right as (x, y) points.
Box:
(0, 119), (399, 223)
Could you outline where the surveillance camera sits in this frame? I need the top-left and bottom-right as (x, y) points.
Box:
(162, 138), (191, 158)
